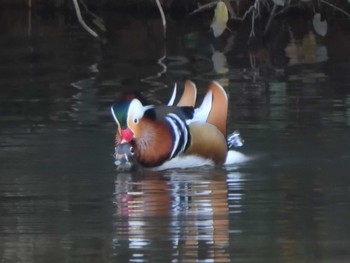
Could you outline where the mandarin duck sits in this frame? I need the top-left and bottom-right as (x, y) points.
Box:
(111, 81), (245, 170)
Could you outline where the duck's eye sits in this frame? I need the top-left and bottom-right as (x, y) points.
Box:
(129, 146), (135, 155)
(133, 118), (139, 124)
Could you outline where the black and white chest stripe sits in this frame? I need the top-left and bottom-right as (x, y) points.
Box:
(165, 113), (191, 159)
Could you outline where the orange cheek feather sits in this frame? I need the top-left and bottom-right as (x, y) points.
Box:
(128, 121), (142, 139)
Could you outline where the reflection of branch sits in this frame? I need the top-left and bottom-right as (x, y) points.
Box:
(155, 0), (166, 39)
(140, 53), (168, 104)
(249, 0), (260, 37)
(320, 0), (350, 17)
(141, 53), (167, 86)
(72, 0), (99, 38)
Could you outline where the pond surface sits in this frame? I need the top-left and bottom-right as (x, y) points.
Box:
(1, 7), (350, 263)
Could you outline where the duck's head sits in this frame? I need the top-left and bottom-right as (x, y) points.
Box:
(111, 97), (154, 144)
(111, 99), (134, 144)
(112, 98), (155, 171)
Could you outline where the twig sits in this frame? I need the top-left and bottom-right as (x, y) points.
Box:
(187, 0), (256, 21)
(264, 3), (277, 34)
(249, 0), (260, 37)
(250, 9), (255, 37)
(273, 6), (290, 17)
(79, 0), (106, 32)
(239, 4), (255, 21)
(274, 1), (298, 17)
(72, 0), (99, 38)
(223, 0), (236, 18)
(259, 0), (271, 12)
(187, 1), (218, 16)
(320, 0), (350, 17)
(155, 0), (166, 39)
(237, 0), (260, 22)
(79, 0), (104, 25)
(255, 0), (261, 19)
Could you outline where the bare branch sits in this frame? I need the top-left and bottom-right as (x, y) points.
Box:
(235, 4), (252, 21)
(79, 0), (105, 32)
(264, 3), (277, 34)
(250, 9), (255, 37)
(187, 1), (218, 16)
(320, 0), (350, 17)
(187, 0), (256, 22)
(223, 0), (236, 18)
(79, 0), (104, 25)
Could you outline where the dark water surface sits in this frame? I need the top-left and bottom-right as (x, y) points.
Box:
(1, 7), (350, 263)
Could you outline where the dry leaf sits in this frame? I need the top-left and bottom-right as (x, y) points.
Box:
(210, 1), (229, 38)
(272, 0), (285, 6)
(313, 13), (327, 37)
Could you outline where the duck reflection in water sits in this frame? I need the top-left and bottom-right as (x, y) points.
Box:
(114, 142), (137, 171)
(113, 169), (238, 262)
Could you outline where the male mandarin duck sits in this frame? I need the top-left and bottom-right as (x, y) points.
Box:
(111, 80), (245, 170)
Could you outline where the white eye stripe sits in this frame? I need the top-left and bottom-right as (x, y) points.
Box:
(127, 99), (154, 127)
(110, 106), (121, 126)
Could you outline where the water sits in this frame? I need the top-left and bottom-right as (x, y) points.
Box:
(1, 7), (350, 263)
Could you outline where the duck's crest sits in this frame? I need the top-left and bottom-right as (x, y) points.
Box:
(190, 90), (213, 124)
(188, 81), (228, 133)
(168, 80), (197, 107)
